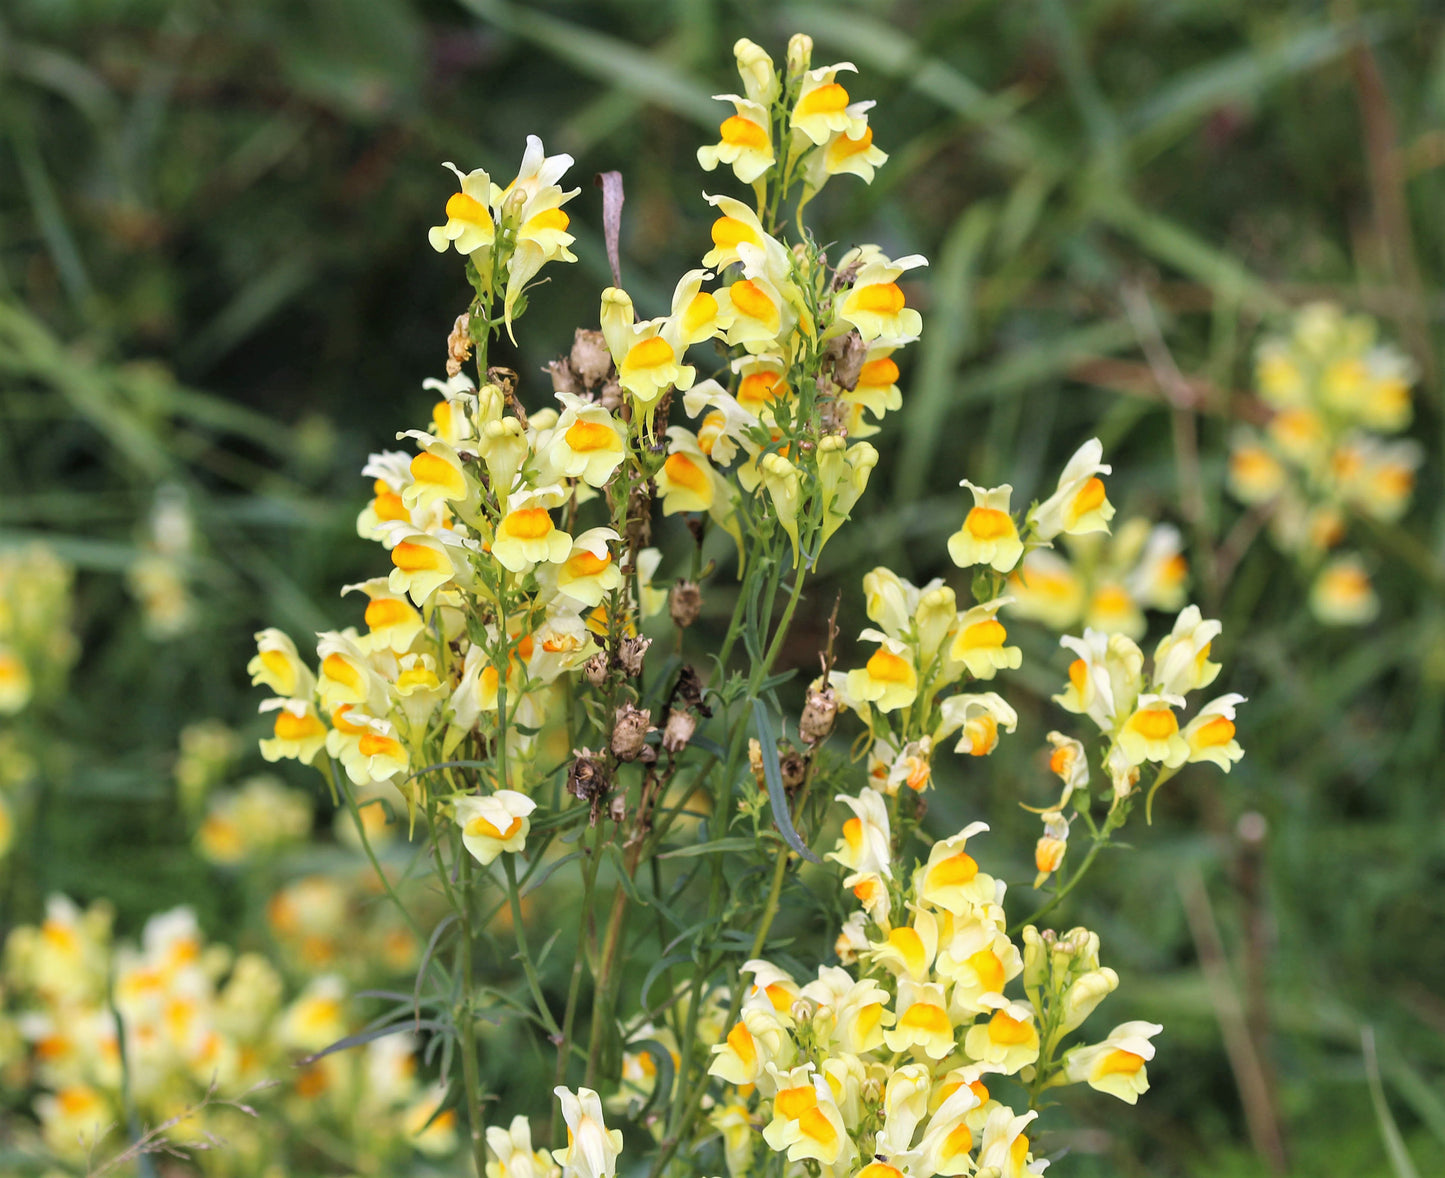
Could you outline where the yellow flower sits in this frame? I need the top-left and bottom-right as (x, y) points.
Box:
(916, 823), (994, 913)
(964, 1000), (1039, 1075)
(277, 974), (348, 1052)
(1062, 1020), (1162, 1104)
(259, 699), (328, 765)
(867, 908), (939, 982)
(1254, 342), (1305, 408)
(716, 271), (788, 352)
(875, 1064), (931, 1156)
(761, 1066), (852, 1166)
(0, 646), (31, 714)
(711, 1102), (756, 1178)
(552, 1086), (624, 1178)
(1152, 605), (1222, 697)
(1310, 554), (1379, 626)
(1054, 629), (1143, 731)
(1007, 549), (1085, 631)
(883, 978), (954, 1059)
(683, 379), (755, 464)
(912, 1081), (984, 1176)
(669, 267), (724, 346)
(975, 1105), (1041, 1178)
(1183, 693), (1246, 770)
(1117, 694), (1189, 768)
(552, 527), (623, 608)
(1034, 815), (1069, 890)
(948, 597), (1022, 680)
(493, 495), (572, 574)
(338, 716), (409, 786)
(700, 194), (783, 273)
(936, 917), (1020, 1014)
(600, 288), (695, 409)
(1228, 436), (1288, 504)
(802, 124), (888, 193)
(845, 631), (918, 713)
(1043, 731), (1089, 809)
(248, 628), (314, 700)
(343, 579), (426, 655)
(835, 249), (926, 343)
(697, 95), (774, 184)
(1268, 406), (1327, 465)
(456, 791), (537, 865)
(485, 1115), (557, 1178)
(1030, 437), (1114, 540)
(790, 61), (866, 146)
(386, 526), (474, 605)
(947, 482), (1023, 572)
(399, 430), (473, 514)
(657, 428), (724, 514)
(827, 787), (893, 879)
(316, 631), (385, 713)
(937, 691), (1017, 757)
(708, 1006), (791, 1088)
(428, 162), (495, 256)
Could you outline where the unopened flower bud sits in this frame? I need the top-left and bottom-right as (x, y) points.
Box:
(860, 1076), (885, 1106)
(1022, 926), (1048, 993)
(609, 794), (627, 824)
(786, 34), (813, 75)
(570, 328), (613, 388)
(669, 579), (702, 628)
(799, 684), (837, 745)
(617, 636), (652, 678)
(1059, 967), (1119, 1034)
(1059, 927), (1101, 972)
(611, 703), (653, 762)
(789, 997), (817, 1024)
(662, 707), (696, 754)
(584, 652), (609, 687)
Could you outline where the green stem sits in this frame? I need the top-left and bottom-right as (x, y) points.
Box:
(456, 852), (488, 1178)
(502, 853), (561, 1036)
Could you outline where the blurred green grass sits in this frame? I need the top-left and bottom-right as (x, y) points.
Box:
(4, 1), (1445, 1174)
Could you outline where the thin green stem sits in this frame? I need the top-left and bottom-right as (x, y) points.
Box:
(502, 853), (561, 1036)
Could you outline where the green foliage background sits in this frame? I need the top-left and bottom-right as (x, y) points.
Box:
(3, 1), (1444, 1175)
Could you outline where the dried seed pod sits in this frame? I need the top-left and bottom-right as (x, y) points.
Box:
(570, 328), (613, 388)
(583, 652), (609, 687)
(661, 707), (696, 754)
(611, 703), (653, 762)
(670, 665), (711, 717)
(669, 579), (702, 628)
(446, 312), (473, 377)
(617, 636), (652, 678)
(598, 378), (623, 413)
(567, 748), (609, 805)
(823, 329), (866, 391)
(779, 750), (807, 790)
(608, 794), (627, 824)
(799, 684), (838, 745)
(545, 357), (581, 394)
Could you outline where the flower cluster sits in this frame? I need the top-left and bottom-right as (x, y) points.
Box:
(1007, 519), (1189, 639)
(195, 773), (314, 865)
(1227, 302), (1420, 625)
(0, 897), (452, 1168)
(706, 808), (1159, 1178)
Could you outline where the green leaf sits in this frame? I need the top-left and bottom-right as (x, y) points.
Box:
(751, 703), (820, 865)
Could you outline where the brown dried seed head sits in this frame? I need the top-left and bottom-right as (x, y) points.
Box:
(611, 703), (653, 762)
(824, 330), (867, 391)
(545, 357), (581, 395)
(583, 652), (609, 687)
(669, 580), (702, 628)
(598, 378), (623, 412)
(799, 685), (838, 745)
(567, 748), (609, 802)
(617, 636), (652, 678)
(570, 328), (614, 388)
(608, 794), (627, 824)
(779, 750), (807, 790)
(661, 707), (696, 754)
(446, 312), (473, 378)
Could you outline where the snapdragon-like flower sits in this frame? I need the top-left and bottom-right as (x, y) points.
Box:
(456, 791), (536, 865)
(948, 482), (1023, 572)
(1062, 1020), (1163, 1104)
(552, 1087), (623, 1178)
(1030, 436), (1115, 540)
